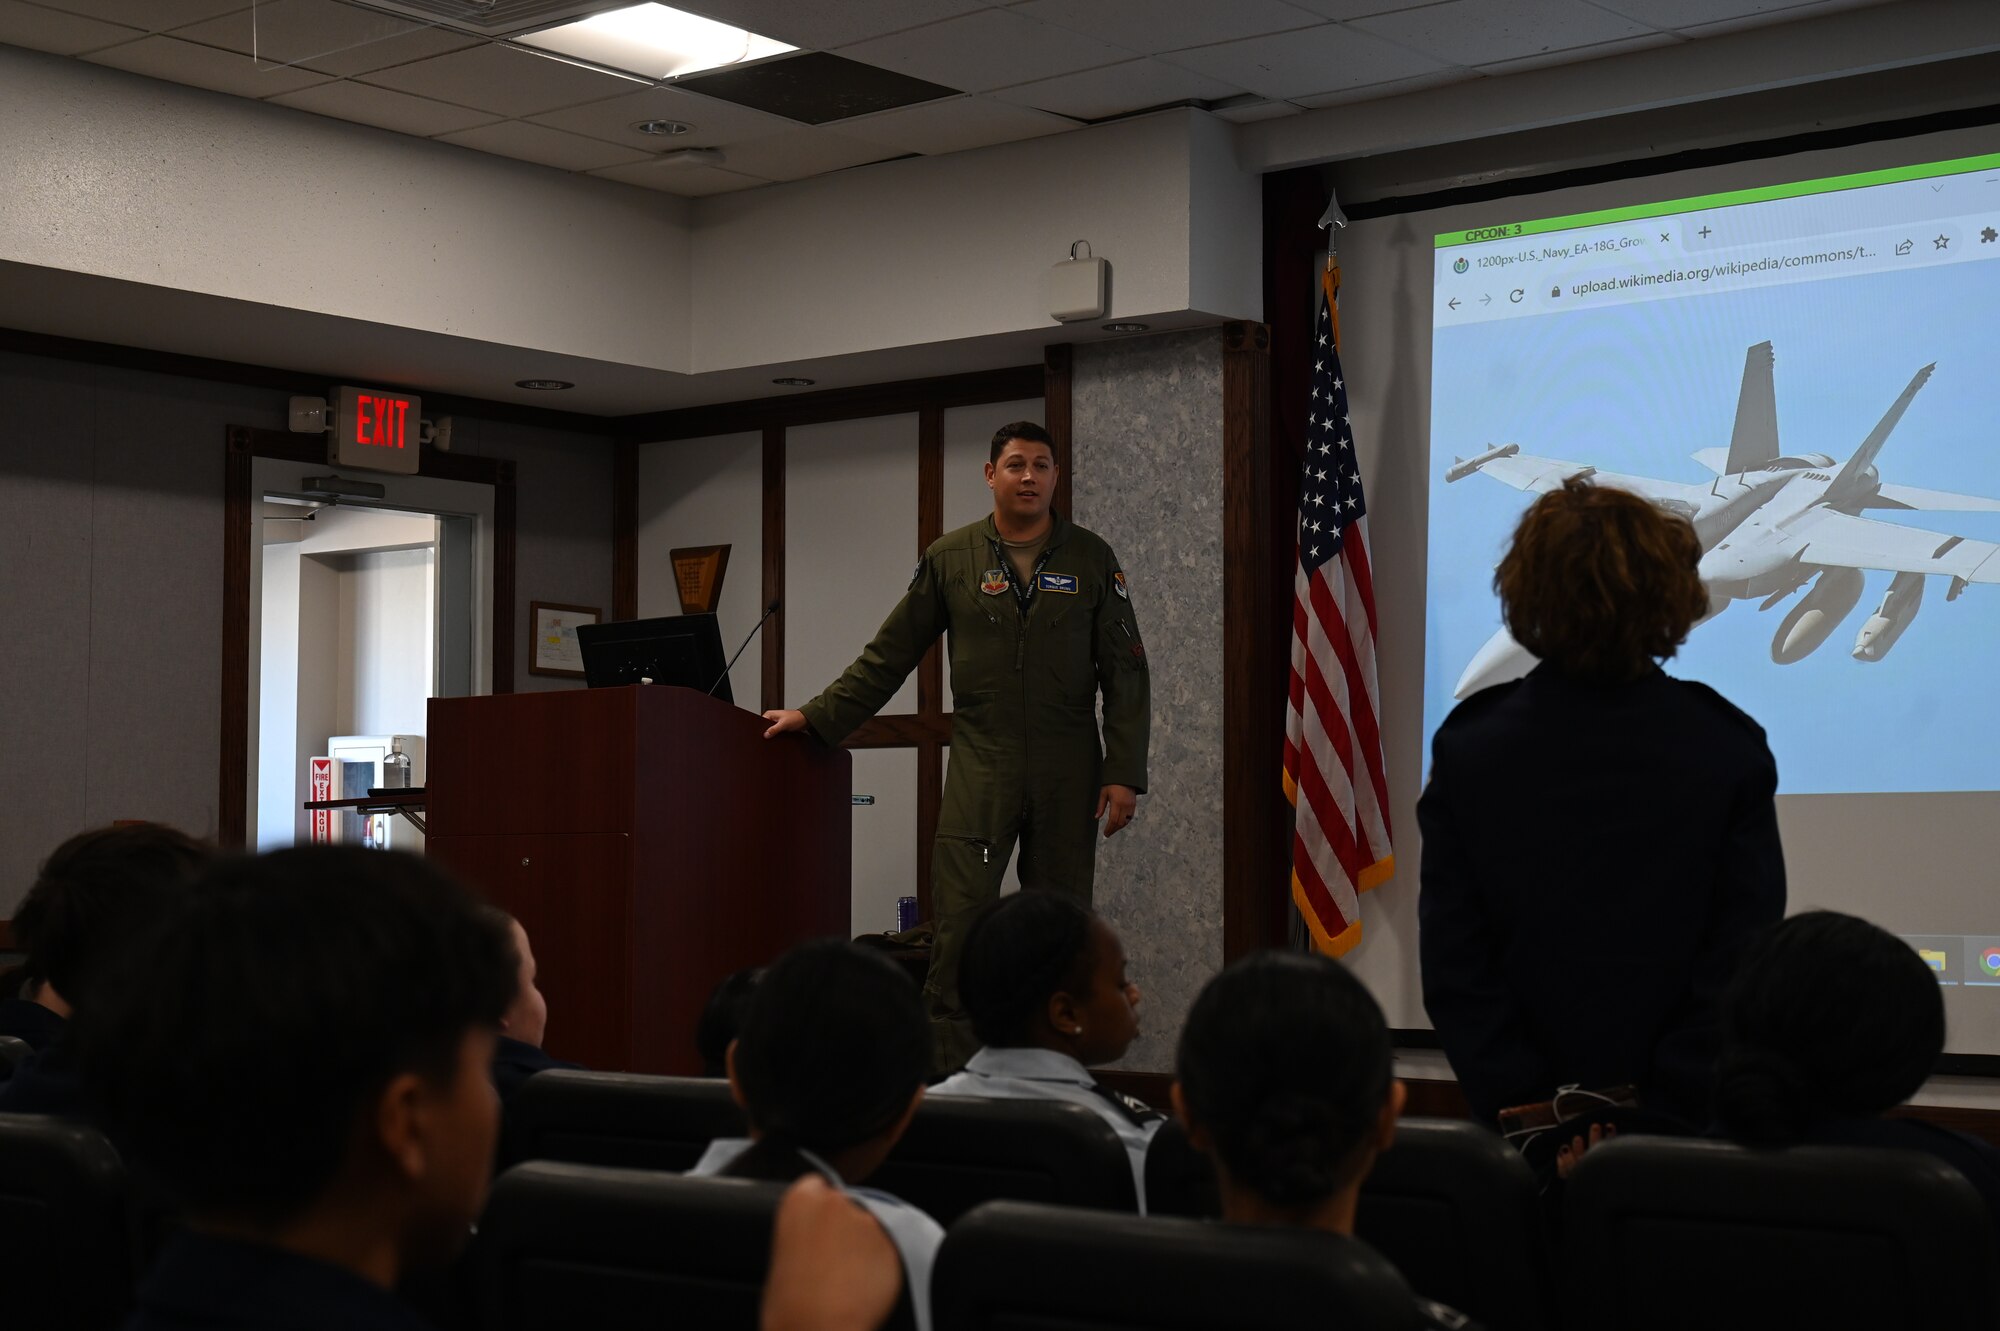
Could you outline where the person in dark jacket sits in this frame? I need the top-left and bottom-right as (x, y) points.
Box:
(1419, 477), (1785, 1127)
(1712, 911), (2000, 1227)
(0, 823), (209, 1107)
(76, 847), (517, 1331)
(488, 914), (580, 1101)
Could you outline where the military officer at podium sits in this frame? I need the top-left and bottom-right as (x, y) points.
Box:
(763, 420), (1151, 1072)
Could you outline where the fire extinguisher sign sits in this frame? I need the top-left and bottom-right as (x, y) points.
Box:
(309, 756), (334, 843)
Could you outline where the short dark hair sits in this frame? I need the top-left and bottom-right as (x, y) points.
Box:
(695, 966), (763, 1077)
(1496, 476), (1710, 681)
(1176, 952), (1392, 1209)
(14, 823), (209, 1007)
(1713, 911), (1943, 1147)
(731, 940), (927, 1156)
(990, 421), (1054, 465)
(75, 847), (516, 1223)
(959, 892), (1096, 1048)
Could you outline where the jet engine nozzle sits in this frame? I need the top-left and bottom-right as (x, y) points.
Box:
(1770, 566), (1865, 664)
(1853, 570), (1926, 662)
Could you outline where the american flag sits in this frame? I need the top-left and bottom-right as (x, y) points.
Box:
(1283, 264), (1393, 956)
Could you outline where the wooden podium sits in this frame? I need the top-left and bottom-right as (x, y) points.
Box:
(425, 686), (851, 1075)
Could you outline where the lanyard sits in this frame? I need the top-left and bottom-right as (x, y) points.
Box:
(993, 538), (1055, 614)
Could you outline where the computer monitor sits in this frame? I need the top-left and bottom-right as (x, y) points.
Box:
(576, 614), (732, 703)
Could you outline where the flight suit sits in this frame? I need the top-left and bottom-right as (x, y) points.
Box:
(799, 512), (1150, 1070)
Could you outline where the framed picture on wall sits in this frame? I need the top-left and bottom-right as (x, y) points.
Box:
(529, 601), (600, 678)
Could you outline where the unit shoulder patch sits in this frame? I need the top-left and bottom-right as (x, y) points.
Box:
(1112, 570), (1129, 600)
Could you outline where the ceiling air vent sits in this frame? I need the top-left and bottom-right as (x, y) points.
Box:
(339, 0), (642, 38)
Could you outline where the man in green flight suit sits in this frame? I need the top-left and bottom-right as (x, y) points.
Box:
(763, 420), (1150, 1071)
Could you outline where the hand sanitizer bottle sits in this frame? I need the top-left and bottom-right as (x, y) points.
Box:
(386, 738), (413, 789)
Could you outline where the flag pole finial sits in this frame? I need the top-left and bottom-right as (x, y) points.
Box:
(1318, 188), (1348, 270)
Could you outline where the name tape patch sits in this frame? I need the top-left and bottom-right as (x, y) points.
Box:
(1037, 572), (1079, 594)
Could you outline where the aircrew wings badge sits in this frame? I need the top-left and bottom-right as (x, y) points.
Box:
(1113, 571), (1129, 600)
(980, 568), (1009, 596)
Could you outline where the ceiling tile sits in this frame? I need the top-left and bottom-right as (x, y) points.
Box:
(1589, 0), (1848, 30)
(267, 78), (500, 136)
(165, 0), (478, 77)
(0, 0), (141, 55)
(1277, 0), (1452, 17)
(710, 127), (907, 181)
(528, 84), (800, 150)
(590, 158), (770, 196)
(990, 56), (1243, 120)
(1009, 0), (1323, 55)
(1349, 0), (1657, 67)
(1209, 98), (1305, 123)
(358, 41), (645, 118)
(1475, 30), (1678, 74)
(674, 50), (956, 125)
(1672, 0), (1887, 37)
(1159, 23), (1449, 99)
(1292, 67), (1480, 107)
(837, 8), (1137, 94)
(84, 33), (333, 97)
(841, 94), (1076, 155)
(30, 0), (244, 31)
(435, 119), (653, 171)
(672, 0), (988, 51)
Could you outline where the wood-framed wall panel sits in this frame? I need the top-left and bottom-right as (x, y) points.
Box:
(616, 360), (1067, 915)
(219, 425), (516, 848)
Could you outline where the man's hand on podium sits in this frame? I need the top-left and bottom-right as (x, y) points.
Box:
(762, 709), (808, 739)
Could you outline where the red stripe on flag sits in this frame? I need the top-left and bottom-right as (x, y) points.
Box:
(1346, 523), (1381, 639)
(1309, 570), (1389, 829)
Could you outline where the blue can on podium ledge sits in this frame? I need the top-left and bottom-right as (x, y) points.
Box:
(897, 896), (919, 933)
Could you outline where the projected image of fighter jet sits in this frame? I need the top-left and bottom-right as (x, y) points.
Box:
(1448, 341), (2000, 698)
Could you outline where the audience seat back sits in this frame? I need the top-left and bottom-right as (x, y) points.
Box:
(1565, 1136), (1997, 1330)
(933, 1199), (1424, 1331)
(872, 1097), (1136, 1226)
(0, 1112), (139, 1331)
(473, 1161), (780, 1331)
(1356, 1117), (1549, 1331)
(499, 1070), (744, 1172)
(0, 1035), (31, 1079)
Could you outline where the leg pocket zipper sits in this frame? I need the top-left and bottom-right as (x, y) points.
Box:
(936, 833), (992, 864)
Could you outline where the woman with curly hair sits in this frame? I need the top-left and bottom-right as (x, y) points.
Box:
(1418, 477), (1785, 1131)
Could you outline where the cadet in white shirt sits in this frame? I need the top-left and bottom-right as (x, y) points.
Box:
(689, 940), (943, 1331)
(929, 892), (1162, 1208)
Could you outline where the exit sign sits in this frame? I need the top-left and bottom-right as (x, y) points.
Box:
(332, 386), (422, 474)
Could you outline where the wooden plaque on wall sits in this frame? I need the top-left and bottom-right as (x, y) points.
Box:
(671, 544), (730, 614)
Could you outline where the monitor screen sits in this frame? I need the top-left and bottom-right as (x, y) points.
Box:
(576, 614), (732, 703)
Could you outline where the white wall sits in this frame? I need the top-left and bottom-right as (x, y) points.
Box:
(256, 541), (302, 850)
(690, 110), (1261, 372)
(0, 46), (691, 375)
(336, 547), (435, 737)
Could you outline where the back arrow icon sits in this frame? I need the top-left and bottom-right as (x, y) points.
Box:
(1447, 297), (1460, 310)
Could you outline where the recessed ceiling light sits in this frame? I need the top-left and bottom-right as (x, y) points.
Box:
(772, 377), (815, 387)
(517, 3), (795, 81)
(635, 118), (693, 136)
(1102, 322), (1150, 333)
(515, 379), (575, 391)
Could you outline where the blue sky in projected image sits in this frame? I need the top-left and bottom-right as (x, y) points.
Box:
(1425, 257), (2000, 794)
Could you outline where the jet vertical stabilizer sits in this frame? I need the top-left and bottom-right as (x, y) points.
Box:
(1725, 341), (1781, 474)
(1827, 362), (1936, 504)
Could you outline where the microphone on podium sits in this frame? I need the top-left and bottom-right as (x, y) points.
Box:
(711, 599), (781, 698)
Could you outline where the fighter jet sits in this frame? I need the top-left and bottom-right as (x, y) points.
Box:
(1447, 341), (2000, 698)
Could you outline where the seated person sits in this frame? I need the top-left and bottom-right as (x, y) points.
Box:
(689, 940), (940, 1331)
(488, 912), (581, 1100)
(1712, 910), (2000, 1224)
(0, 822), (209, 1109)
(696, 966), (763, 1077)
(763, 1175), (904, 1331)
(1174, 952), (1475, 1331)
(928, 893), (1160, 1207)
(76, 846), (517, 1331)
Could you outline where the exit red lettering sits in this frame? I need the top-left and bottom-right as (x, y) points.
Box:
(354, 394), (411, 449)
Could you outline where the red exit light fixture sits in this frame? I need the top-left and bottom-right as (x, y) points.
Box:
(332, 386), (423, 475)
